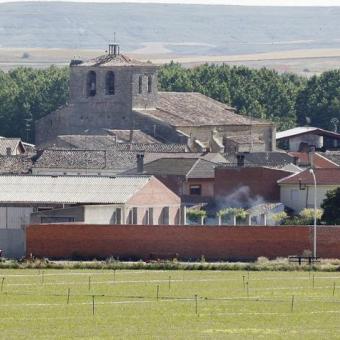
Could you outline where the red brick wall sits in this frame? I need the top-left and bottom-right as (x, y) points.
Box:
(26, 224), (340, 260)
(214, 167), (292, 202)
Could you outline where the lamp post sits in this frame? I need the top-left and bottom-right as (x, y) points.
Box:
(309, 168), (317, 258)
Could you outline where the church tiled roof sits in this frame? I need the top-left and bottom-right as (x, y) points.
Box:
(135, 92), (271, 127)
(73, 54), (155, 68)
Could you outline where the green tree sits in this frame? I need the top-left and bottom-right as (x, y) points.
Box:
(321, 187), (340, 225)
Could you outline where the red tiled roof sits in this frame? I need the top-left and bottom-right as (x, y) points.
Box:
(288, 152), (339, 169)
(278, 168), (340, 185)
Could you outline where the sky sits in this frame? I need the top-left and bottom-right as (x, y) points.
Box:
(0, 0), (340, 5)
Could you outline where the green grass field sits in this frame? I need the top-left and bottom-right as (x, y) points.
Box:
(0, 269), (340, 339)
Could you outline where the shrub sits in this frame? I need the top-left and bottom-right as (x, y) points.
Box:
(271, 211), (288, 224)
(217, 207), (248, 221)
(186, 209), (207, 222)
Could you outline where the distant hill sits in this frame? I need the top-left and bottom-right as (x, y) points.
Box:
(0, 2), (339, 55)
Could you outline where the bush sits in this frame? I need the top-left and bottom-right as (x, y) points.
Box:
(186, 209), (207, 223)
(217, 208), (248, 223)
(284, 208), (322, 225)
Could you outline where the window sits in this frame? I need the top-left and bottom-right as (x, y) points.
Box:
(161, 207), (169, 225)
(105, 71), (115, 95)
(86, 71), (96, 97)
(138, 75), (143, 94)
(190, 184), (202, 196)
(148, 208), (154, 225)
(144, 210), (149, 225)
(147, 75), (152, 93)
(132, 207), (138, 224)
(111, 208), (122, 224)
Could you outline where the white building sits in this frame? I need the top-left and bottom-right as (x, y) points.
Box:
(278, 168), (340, 213)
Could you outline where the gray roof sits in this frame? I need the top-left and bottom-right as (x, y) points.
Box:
(142, 158), (198, 176)
(0, 138), (24, 155)
(135, 92), (270, 127)
(0, 175), (151, 204)
(225, 152), (294, 167)
(0, 155), (33, 175)
(39, 134), (186, 152)
(276, 127), (340, 140)
(133, 157), (218, 178)
(34, 149), (224, 173)
(33, 149), (137, 172)
(186, 159), (217, 179)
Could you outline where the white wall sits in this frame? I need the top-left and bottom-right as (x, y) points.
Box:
(280, 184), (339, 213)
(84, 205), (123, 224)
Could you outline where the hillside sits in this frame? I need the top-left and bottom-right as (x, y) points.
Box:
(0, 2), (339, 55)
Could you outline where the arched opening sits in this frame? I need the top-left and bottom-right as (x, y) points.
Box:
(86, 71), (96, 97)
(147, 75), (152, 93)
(105, 71), (115, 95)
(138, 75), (143, 94)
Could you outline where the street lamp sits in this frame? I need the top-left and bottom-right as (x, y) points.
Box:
(309, 168), (317, 258)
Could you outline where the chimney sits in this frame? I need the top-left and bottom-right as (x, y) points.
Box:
(136, 153), (144, 174)
(309, 145), (316, 169)
(6, 147), (11, 156)
(236, 154), (245, 167)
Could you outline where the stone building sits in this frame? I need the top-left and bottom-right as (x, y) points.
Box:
(35, 44), (275, 152)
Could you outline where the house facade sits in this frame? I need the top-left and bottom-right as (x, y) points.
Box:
(278, 168), (340, 213)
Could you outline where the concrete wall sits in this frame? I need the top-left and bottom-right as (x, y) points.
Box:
(31, 206), (85, 224)
(27, 224), (340, 260)
(0, 229), (25, 258)
(280, 184), (339, 213)
(289, 134), (323, 152)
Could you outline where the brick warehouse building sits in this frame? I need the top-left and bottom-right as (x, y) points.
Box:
(35, 43), (275, 152)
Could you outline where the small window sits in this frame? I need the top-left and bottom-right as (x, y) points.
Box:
(138, 75), (143, 94)
(190, 184), (202, 196)
(161, 207), (169, 225)
(86, 71), (96, 97)
(148, 208), (154, 225)
(132, 207), (138, 224)
(105, 71), (115, 95)
(147, 75), (152, 93)
(116, 208), (122, 224)
(144, 210), (149, 225)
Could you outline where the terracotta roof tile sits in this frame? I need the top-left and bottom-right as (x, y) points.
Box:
(135, 92), (270, 127)
(278, 168), (340, 185)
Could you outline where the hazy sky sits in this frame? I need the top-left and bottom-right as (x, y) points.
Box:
(1, 0), (340, 5)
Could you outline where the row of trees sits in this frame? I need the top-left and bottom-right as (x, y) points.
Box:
(159, 63), (340, 131)
(0, 63), (339, 142)
(0, 66), (69, 141)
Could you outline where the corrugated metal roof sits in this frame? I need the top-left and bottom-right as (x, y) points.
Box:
(0, 175), (151, 204)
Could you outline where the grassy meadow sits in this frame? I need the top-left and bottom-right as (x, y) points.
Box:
(0, 269), (340, 339)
